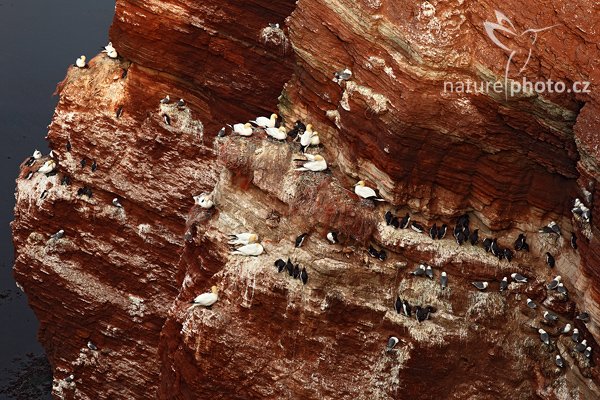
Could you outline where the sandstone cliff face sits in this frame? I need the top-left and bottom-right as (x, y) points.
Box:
(11, 0), (600, 398)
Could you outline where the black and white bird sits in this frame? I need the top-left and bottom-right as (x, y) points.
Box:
(274, 259), (286, 273)
(368, 245), (380, 259)
(402, 300), (411, 317)
(385, 211), (394, 226)
(160, 95), (170, 104)
(411, 264), (426, 276)
(295, 233), (308, 248)
(547, 275), (561, 290)
(411, 222), (424, 233)
(555, 355), (565, 368)
(326, 231), (338, 244)
(394, 296), (402, 314)
(546, 253), (555, 268)
(425, 265), (434, 280)
(177, 98), (185, 108)
(538, 329), (550, 345)
(293, 264), (301, 279)
(91, 160), (97, 172)
(511, 273), (527, 283)
(286, 258), (294, 276)
(440, 272), (448, 289)
(576, 312), (590, 322)
(51, 230), (65, 240)
(490, 239), (500, 257)
(557, 283), (568, 296)
(575, 340), (587, 352)
(415, 306), (432, 322)
(112, 198), (123, 208)
(469, 229), (479, 245)
(87, 341), (98, 351)
(429, 224), (438, 240)
(400, 214), (411, 229)
(572, 328), (580, 343)
(539, 221), (561, 235)
(483, 238), (493, 252)
(526, 298), (536, 309)
(543, 311), (559, 322)
(570, 232), (577, 250)
(560, 324), (572, 334)
(300, 267), (308, 285)
(333, 68), (352, 84)
(514, 234), (527, 251)
(503, 249), (513, 262)
(386, 336), (399, 352)
(116, 106), (124, 118)
(217, 127), (226, 137)
(472, 281), (488, 291)
(499, 276), (508, 292)
(584, 347), (593, 359)
(437, 224), (447, 239)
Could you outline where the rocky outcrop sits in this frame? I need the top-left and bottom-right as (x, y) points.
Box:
(12, 0), (600, 398)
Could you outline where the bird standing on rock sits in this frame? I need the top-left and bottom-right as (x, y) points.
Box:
(386, 336), (399, 352)
(251, 113), (278, 128)
(75, 55), (87, 68)
(228, 233), (259, 246)
(231, 243), (264, 256)
(190, 286), (219, 308)
(354, 181), (385, 202)
(294, 154), (327, 172)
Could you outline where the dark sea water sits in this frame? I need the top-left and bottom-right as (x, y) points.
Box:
(0, 1), (114, 398)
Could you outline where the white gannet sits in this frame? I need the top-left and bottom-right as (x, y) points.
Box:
(75, 55), (87, 68)
(102, 42), (118, 59)
(193, 193), (214, 209)
(190, 286), (219, 308)
(37, 160), (56, 174)
(232, 123), (253, 137)
(33, 150), (42, 159)
(294, 154), (327, 172)
(251, 113), (277, 128)
(231, 243), (264, 256)
(228, 233), (259, 245)
(310, 134), (320, 146)
(298, 126), (316, 151)
(354, 181), (384, 201)
(265, 126), (287, 141)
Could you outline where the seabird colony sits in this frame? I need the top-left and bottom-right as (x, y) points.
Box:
(32, 40), (597, 368)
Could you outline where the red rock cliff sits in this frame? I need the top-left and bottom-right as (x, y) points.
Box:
(12, 0), (600, 398)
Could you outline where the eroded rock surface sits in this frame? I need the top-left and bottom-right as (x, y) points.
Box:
(12, 0), (600, 398)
